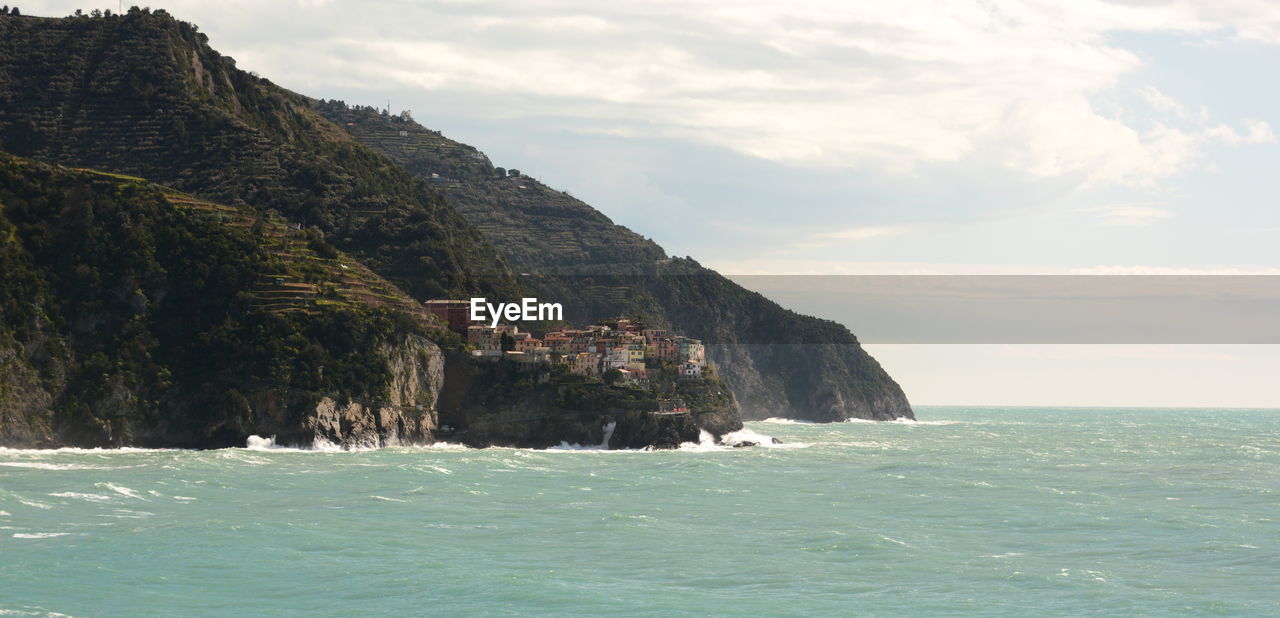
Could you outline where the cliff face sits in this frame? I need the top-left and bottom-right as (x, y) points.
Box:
(709, 344), (912, 422)
(291, 335), (445, 449)
(315, 103), (915, 422)
(0, 334), (445, 450)
(436, 354), (741, 449)
(0, 154), (447, 448)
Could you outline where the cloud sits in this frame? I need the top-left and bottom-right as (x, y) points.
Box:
(1083, 204), (1175, 227)
(1139, 86), (1191, 118)
(1205, 118), (1277, 145)
(23, 0), (1278, 188)
(819, 226), (907, 241)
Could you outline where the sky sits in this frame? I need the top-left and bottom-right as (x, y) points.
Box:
(23, 0), (1280, 407)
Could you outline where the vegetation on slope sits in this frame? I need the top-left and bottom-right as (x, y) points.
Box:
(0, 7), (521, 301)
(0, 153), (440, 447)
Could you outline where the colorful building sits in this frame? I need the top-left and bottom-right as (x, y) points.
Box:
(424, 299), (471, 332)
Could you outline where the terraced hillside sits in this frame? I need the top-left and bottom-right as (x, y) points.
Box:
(316, 103), (915, 422)
(0, 8), (522, 302)
(0, 153), (445, 448)
(316, 102), (668, 270)
(163, 191), (437, 325)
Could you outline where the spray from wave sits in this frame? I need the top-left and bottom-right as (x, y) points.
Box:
(549, 421), (618, 451)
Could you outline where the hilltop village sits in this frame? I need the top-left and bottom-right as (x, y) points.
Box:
(425, 300), (705, 384)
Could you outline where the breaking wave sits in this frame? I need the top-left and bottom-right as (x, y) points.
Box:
(11, 532), (71, 539)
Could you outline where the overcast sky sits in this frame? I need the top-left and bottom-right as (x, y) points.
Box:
(23, 0), (1280, 407)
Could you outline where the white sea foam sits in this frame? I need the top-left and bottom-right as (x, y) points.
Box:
(879, 535), (912, 547)
(0, 461), (117, 470)
(0, 446), (172, 454)
(549, 421), (619, 451)
(758, 417), (817, 424)
(101, 509), (154, 519)
(549, 441), (606, 451)
(95, 483), (145, 500)
(421, 442), (469, 450)
(49, 491), (114, 503)
(678, 430), (722, 452)
(310, 437), (345, 452)
(371, 495), (408, 503)
(18, 499), (52, 510)
(245, 435), (284, 450)
(721, 428), (807, 449)
(238, 434), (351, 453)
(12, 532), (70, 539)
(721, 428), (773, 445)
(600, 421), (617, 448)
(0, 608), (72, 617)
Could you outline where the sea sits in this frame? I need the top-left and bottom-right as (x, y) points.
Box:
(1, 406), (1277, 616)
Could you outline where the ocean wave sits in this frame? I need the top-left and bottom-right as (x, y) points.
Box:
(0, 461), (121, 470)
(720, 428), (805, 448)
(238, 435), (354, 453)
(245, 435), (284, 450)
(757, 417), (818, 424)
(417, 442), (469, 450)
(546, 421), (618, 451)
(95, 482), (145, 500)
(0, 608), (73, 618)
(547, 442), (608, 451)
(674, 428), (810, 451)
(0, 446), (175, 454)
(11, 532), (71, 539)
(49, 491), (114, 503)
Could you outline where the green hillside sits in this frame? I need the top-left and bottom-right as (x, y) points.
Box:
(0, 153), (442, 447)
(0, 8), (521, 301)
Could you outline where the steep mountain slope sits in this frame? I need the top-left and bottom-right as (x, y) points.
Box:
(0, 153), (443, 448)
(316, 104), (914, 421)
(0, 8), (521, 301)
(0, 10), (748, 447)
(0, 8), (908, 424)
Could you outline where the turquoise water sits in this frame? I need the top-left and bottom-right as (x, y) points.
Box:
(2, 407), (1278, 616)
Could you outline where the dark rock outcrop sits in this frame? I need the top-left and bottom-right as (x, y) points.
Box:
(437, 353), (741, 449)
